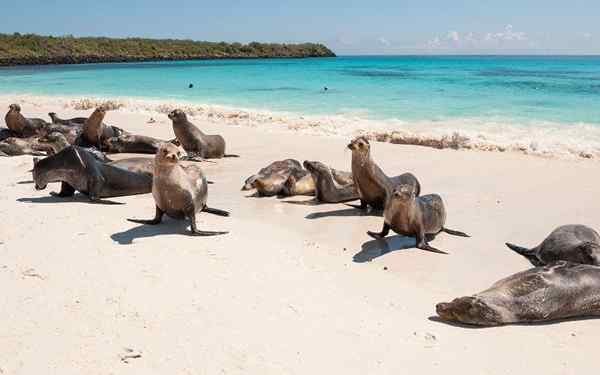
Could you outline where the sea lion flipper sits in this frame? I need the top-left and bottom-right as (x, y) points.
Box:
(367, 223), (390, 240)
(188, 214), (228, 236)
(224, 154), (240, 158)
(50, 182), (76, 197)
(442, 227), (470, 237)
(203, 207), (230, 217)
(127, 206), (164, 225)
(417, 243), (449, 255)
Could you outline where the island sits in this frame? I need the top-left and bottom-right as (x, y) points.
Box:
(0, 33), (336, 66)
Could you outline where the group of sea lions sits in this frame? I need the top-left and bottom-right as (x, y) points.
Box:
(4, 104), (600, 327)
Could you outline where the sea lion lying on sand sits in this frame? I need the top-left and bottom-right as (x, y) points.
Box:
(5, 104), (49, 137)
(303, 160), (359, 203)
(127, 143), (228, 236)
(250, 160), (310, 197)
(48, 112), (87, 126)
(0, 136), (54, 157)
(436, 261), (600, 326)
(168, 109), (238, 159)
(348, 136), (421, 211)
(32, 146), (152, 201)
(506, 225), (600, 266)
(242, 159), (303, 191)
(104, 133), (166, 154)
(38, 132), (112, 161)
(281, 173), (315, 196)
(367, 184), (469, 254)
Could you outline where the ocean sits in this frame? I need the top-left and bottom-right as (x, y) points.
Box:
(1, 56), (600, 158)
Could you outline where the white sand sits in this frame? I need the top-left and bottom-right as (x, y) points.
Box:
(1, 101), (599, 374)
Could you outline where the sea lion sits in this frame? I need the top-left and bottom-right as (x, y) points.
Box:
(242, 159), (303, 191)
(436, 261), (600, 326)
(48, 112), (87, 126)
(127, 143), (228, 236)
(0, 137), (54, 157)
(104, 133), (165, 154)
(168, 109), (238, 159)
(281, 173), (316, 196)
(347, 136), (421, 210)
(38, 132), (112, 162)
(367, 184), (469, 254)
(5, 104), (49, 137)
(505, 225), (600, 266)
(76, 107), (123, 150)
(108, 157), (154, 177)
(254, 166), (309, 197)
(0, 127), (17, 142)
(303, 160), (359, 203)
(32, 146), (152, 201)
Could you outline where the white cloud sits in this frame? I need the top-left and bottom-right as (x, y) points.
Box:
(425, 25), (529, 50)
(447, 31), (460, 42)
(582, 32), (592, 39)
(377, 37), (391, 46)
(485, 24), (527, 42)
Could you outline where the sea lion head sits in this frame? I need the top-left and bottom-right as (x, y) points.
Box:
(8, 104), (21, 113)
(347, 136), (370, 153)
(303, 160), (328, 174)
(392, 184), (417, 202)
(32, 157), (47, 190)
(156, 142), (183, 165)
(168, 109), (187, 122)
(436, 296), (503, 326)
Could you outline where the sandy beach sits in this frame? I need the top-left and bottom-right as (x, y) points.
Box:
(1, 99), (600, 374)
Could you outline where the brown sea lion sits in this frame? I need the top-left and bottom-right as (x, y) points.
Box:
(242, 159), (303, 191)
(76, 107), (123, 150)
(104, 133), (165, 154)
(127, 143), (228, 236)
(254, 165), (309, 197)
(0, 136), (54, 157)
(48, 112), (87, 126)
(32, 146), (152, 201)
(347, 136), (421, 210)
(168, 109), (238, 159)
(303, 160), (359, 203)
(506, 225), (600, 266)
(367, 184), (469, 254)
(281, 173), (316, 196)
(5, 104), (49, 137)
(436, 261), (600, 326)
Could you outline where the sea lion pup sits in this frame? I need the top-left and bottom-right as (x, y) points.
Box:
(127, 143), (228, 236)
(505, 225), (600, 266)
(242, 159), (303, 191)
(76, 107), (123, 150)
(168, 109), (238, 159)
(104, 133), (165, 154)
(367, 184), (469, 254)
(32, 146), (152, 201)
(5, 104), (49, 137)
(281, 173), (316, 196)
(436, 261), (600, 326)
(347, 136), (421, 210)
(303, 160), (359, 203)
(0, 137), (54, 157)
(48, 112), (87, 126)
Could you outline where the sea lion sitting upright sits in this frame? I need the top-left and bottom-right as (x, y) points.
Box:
(76, 107), (123, 150)
(168, 109), (238, 159)
(505, 225), (600, 266)
(32, 146), (152, 201)
(436, 261), (600, 326)
(5, 104), (49, 137)
(367, 184), (469, 254)
(127, 143), (229, 236)
(48, 112), (87, 126)
(347, 136), (421, 210)
(303, 160), (359, 203)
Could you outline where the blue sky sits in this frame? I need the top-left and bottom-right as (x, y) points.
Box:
(3, 0), (600, 54)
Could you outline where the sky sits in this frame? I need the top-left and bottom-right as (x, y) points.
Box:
(3, 0), (600, 54)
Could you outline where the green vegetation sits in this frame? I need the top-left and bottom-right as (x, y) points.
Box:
(0, 33), (335, 66)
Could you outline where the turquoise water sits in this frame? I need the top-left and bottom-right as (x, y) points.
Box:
(1, 56), (600, 125)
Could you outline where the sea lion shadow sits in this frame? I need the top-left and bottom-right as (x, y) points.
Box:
(305, 207), (381, 219)
(111, 219), (191, 245)
(353, 236), (417, 263)
(17, 195), (124, 205)
(427, 315), (600, 328)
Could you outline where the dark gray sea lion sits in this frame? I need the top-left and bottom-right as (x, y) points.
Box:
(32, 146), (152, 201)
(127, 143), (228, 236)
(168, 109), (238, 159)
(104, 133), (165, 154)
(48, 112), (87, 126)
(5, 104), (49, 137)
(108, 157), (154, 177)
(242, 159), (303, 191)
(0, 136), (54, 157)
(303, 160), (359, 203)
(76, 107), (123, 150)
(348, 136), (421, 210)
(436, 261), (600, 326)
(281, 173), (316, 196)
(506, 225), (600, 266)
(367, 184), (469, 254)
(0, 128), (17, 142)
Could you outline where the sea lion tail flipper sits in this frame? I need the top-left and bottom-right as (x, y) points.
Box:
(442, 228), (470, 237)
(418, 243), (449, 255)
(224, 154), (240, 158)
(203, 207), (230, 217)
(505, 242), (535, 257)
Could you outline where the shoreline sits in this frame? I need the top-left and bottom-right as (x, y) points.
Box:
(2, 92), (599, 160)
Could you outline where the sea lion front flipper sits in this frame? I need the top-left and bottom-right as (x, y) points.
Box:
(367, 223), (390, 240)
(442, 227), (470, 237)
(50, 182), (76, 197)
(127, 206), (164, 225)
(203, 207), (230, 217)
(188, 214), (228, 236)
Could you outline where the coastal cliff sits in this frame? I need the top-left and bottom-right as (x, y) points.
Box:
(0, 33), (336, 66)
